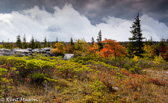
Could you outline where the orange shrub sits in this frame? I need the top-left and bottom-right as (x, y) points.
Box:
(100, 39), (127, 59)
(51, 42), (66, 54)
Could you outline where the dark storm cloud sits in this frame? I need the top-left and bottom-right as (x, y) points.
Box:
(0, 0), (61, 13)
(0, 0), (167, 25)
(77, 0), (168, 25)
(0, 1), (167, 42)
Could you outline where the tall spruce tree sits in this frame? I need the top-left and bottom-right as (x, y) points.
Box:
(97, 30), (102, 42)
(16, 35), (22, 48)
(97, 30), (103, 49)
(35, 40), (41, 48)
(91, 37), (94, 46)
(30, 36), (35, 49)
(44, 36), (47, 47)
(69, 37), (75, 53)
(70, 37), (74, 45)
(128, 13), (145, 57)
(22, 34), (27, 49)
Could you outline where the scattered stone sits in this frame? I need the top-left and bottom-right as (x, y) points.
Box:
(63, 54), (74, 60)
(112, 87), (120, 91)
(0, 48), (74, 58)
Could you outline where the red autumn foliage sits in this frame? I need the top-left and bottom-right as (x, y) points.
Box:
(120, 70), (130, 76)
(88, 42), (99, 54)
(148, 78), (166, 86)
(100, 39), (127, 58)
(24, 78), (30, 84)
(159, 45), (167, 57)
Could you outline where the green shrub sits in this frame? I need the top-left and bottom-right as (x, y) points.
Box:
(26, 59), (42, 70)
(0, 68), (14, 100)
(129, 65), (141, 74)
(0, 68), (7, 76)
(154, 55), (165, 63)
(0, 56), (7, 65)
(129, 68), (136, 73)
(32, 73), (46, 85)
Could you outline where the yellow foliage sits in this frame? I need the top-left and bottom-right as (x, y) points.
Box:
(51, 42), (66, 54)
(73, 39), (89, 56)
(154, 54), (165, 63)
(143, 44), (156, 59)
(0, 44), (3, 48)
(88, 42), (100, 55)
(132, 55), (139, 61)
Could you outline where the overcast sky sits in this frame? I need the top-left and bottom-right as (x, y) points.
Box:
(0, 0), (168, 42)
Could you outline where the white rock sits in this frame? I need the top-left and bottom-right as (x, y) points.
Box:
(63, 54), (74, 60)
(112, 87), (120, 91)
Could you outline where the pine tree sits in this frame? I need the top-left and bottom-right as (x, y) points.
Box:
(30, 36), (35, 49)
(97, 30), (103, 49)
(16, 35), (22, 48)
(67, 37), (75, 53)
(70, 37), (74, 45)
(22, 34), (27, 49)
(44, 36), (47, 47)
(91, 37), (94, 46)
(35, 40), (41, 48)
(128, 13), (145, 57)
(97, 30), (102, 42)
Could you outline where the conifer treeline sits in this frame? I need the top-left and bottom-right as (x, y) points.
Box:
(0, 14), (168, 61)
(1, 35), (57, 49)
(1, 30), (103, 49)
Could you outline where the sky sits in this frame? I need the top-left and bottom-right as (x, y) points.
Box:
(0, 0), (168, 42)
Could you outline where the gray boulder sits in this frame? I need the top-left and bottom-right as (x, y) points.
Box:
(63, 54), (74, 60)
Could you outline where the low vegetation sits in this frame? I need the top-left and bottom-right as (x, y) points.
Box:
(0, 54), (167, 103)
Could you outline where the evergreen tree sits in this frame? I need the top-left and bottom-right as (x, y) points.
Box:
(70, 37), (74, 45)
(35, 40), (41, 48)
(22, 34), (27, 49)
(67, 37), (75, 53)
(91, 37), (94, 46)
(30, 36), (35, 49)
(97, 30), (103, 49)
(44, 36), (47, 47)
(128, 13), (145, 57)
(97, 30), (102, 42)
(16, 35), (22, 48)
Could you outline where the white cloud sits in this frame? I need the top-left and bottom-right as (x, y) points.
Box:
(0, 3), (167, 43)
(140, 15), (168, 41)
